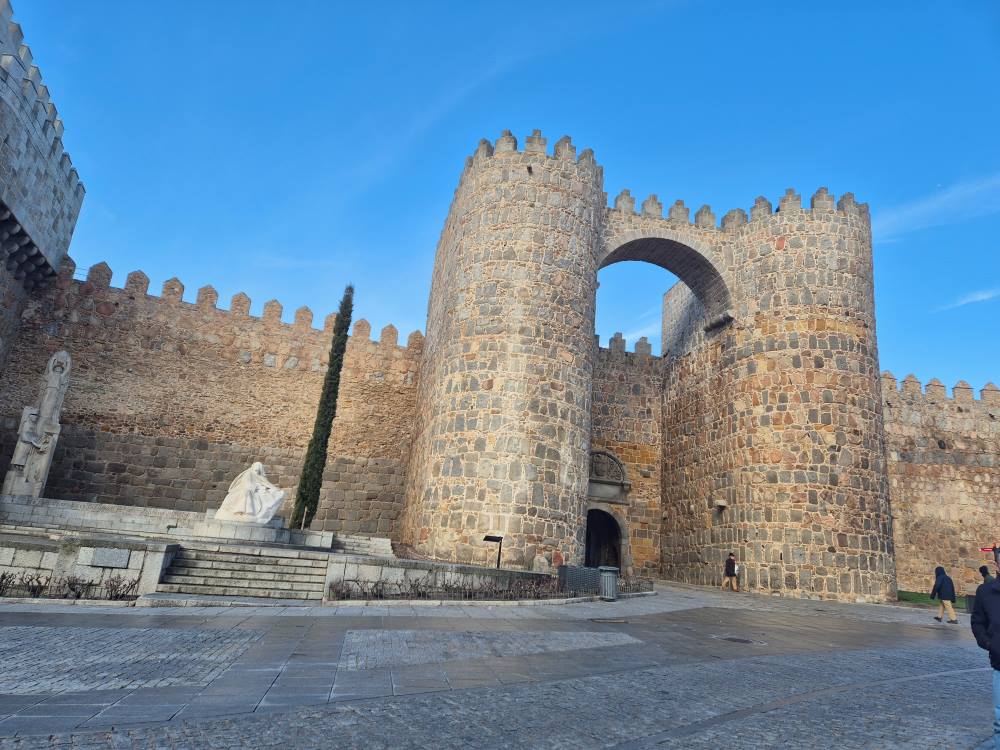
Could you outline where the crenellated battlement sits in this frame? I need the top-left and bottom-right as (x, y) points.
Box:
(0, 0), (84, 280)
(595, 332), (659, 361)
(606, 185), (869, 233)
(881, 371), (1000, 406)
(0, 2), (80, 189)
(48, 257), (424, 365)
(458, 128), (604, 188)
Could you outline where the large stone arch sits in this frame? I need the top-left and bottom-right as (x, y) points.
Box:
(598, 224), (734, 330)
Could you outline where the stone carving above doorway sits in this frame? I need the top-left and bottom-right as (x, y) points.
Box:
(587, 450), (629, 504)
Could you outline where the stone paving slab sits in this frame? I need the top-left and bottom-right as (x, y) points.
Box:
(0, 582), (992, 747)
(0, 644), (991, 748)
(338, 628), (639, 670)
(0, 625), (262, 694)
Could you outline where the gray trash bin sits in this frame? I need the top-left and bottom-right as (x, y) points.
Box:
(599, 566), (619, 601)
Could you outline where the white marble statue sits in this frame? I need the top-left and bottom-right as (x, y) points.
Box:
(2, 350), (71, 498)
(214, 462), (286, 524)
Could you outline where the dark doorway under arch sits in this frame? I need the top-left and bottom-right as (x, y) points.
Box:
(585, 509), (621, 568)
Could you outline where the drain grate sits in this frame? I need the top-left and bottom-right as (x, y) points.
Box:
(590, 618), (629, 624)
(722, 637), (754, 644)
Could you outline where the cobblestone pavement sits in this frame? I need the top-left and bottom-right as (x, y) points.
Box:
(338, 629), (639, 670)
(0, 584), (994, 748)
(0, 625), (261, 694)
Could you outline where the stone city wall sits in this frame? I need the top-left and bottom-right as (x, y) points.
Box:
(591, 335), (663, 575)
(0, 260), (28, 370)
(0, 258), (422, 521)
(881, 373), (1000, 594)
(311, 322), (422, 538)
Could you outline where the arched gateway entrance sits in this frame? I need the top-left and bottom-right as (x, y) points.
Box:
(585, 509), (621, 568)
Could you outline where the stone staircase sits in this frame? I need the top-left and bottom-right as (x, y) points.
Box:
(332, 534), (394, 557)
(155, 542), (329, 601)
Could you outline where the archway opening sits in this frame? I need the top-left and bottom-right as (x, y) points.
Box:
(596, 235), (733, 353)
(585, 509), (621, 568)
(595, 262), (678, 356)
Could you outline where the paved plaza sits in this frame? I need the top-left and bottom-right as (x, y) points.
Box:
(0, 584), (994, 749)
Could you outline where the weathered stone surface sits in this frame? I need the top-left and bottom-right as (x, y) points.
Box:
(90, 547), (130, 568)
(0, 106), (994, 604)
(882, 373), (1000, 594)
(0, 2), (84, 293)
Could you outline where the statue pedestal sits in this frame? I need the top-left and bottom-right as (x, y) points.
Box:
(204, 509), (287, 529)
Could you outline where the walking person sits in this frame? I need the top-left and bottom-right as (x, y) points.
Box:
(930, 565), (959, 624)
(721, 552), (739, 592)
(982, 565), (996, 586)
(971, 570), (1000, 748)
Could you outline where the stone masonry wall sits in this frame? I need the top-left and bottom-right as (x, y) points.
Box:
(591, 338), (663, 575)
(311, 321), (422, 538)
(0, 258), (422, 518)
(0, 2), (85, 278)
(628, 188), (896, 602)
(882, 373), (1000, 594)
(0, 425), (305, 513)
(402, 130), (606, 570)
(0, 259), (28, 372)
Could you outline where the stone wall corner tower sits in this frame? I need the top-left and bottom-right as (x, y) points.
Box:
(0, 0), (86, 371)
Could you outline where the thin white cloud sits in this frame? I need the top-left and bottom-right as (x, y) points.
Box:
(339, 54), (530, 193)
(935, 287), (1000, 312)
(873, 172), (1000, 241)
(621, 320), (661, 343)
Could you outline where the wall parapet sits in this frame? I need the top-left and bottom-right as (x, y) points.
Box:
(881, 371), (1000, 406)
(62, 258), (423, 354)
(607, 186), (869, 235)
(596, 332), (659, 362)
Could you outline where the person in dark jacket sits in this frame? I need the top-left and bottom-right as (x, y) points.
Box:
(930, 565), (959, 624)
(971, 574), (1000, 749)
(982, 566), (997, 586)
(721, 552), (739, 592)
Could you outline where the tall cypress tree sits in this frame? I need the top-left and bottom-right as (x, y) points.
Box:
(291, 284), (354, 528)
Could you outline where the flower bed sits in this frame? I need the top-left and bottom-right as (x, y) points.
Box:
(0, 571), (139, 601)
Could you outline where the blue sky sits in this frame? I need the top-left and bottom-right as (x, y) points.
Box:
(17, 1), (1000, 390)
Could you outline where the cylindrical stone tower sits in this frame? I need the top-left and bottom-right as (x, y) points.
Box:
(724, 188), (896, 600)
(659, 187), (896, 602)
(402, 130), (605, 569)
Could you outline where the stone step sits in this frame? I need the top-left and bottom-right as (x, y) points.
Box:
(160, 574), (324, 593)
(176, 541), (331, 562)
(155, 583), (321, 600)
(173, 549), (328, 569)
(137, 592), (314, 608)
(166, 565), (325, 585)
(332, 535), (394, 557)
(170, 557), (326, 577)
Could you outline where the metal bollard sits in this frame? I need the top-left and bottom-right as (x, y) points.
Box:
(598, 566), (619, 601)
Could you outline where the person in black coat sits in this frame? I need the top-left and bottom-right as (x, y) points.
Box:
(721, 552), (739, 592)
(970, 574), (1000, 748)
(982, 566), (996, 586)
(929, 565), (959, 624)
